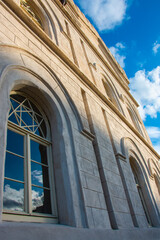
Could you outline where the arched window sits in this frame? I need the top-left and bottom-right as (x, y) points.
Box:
(20, 0), (44, 29)
(3, 93), (57, 223)
(130, 159), (151, 226)
(127, 107), (144, 137)
(103, 80), (119, 109)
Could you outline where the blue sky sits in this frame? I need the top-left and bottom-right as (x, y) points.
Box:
(74, 0), (160, 154)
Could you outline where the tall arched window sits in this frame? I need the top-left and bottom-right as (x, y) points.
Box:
(127, 107), (144, 137)
(130, 159), (151, 226)
(103, 80), (119, 109)
(3, 93), (57, 223)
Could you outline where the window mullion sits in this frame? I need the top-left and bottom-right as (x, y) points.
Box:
(47, 145), (57, 216)
(26, 134), (32, 214)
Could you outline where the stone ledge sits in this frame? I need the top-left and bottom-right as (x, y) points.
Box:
(0, 222), (160, 240)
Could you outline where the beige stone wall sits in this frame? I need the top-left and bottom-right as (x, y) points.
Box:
(0, 0), (160, 238)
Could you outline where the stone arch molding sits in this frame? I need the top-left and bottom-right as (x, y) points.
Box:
(148, 158), (160, 195)
(36, 0), (64, 45)
(19, 0), (60, 44)
(0, 44), (84, 132)
(148, 158), (160, 178)
(0, 45), (87, 227)
(121, 137), (150, 175)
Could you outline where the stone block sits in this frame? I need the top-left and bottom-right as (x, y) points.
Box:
(92, 208), (111, 229)
(83, 189), (101, 208)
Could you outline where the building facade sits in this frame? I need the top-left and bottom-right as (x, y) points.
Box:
(0, 0), (160, 239)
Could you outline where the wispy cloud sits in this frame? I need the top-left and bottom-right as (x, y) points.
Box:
(109, 42), (126, 68)
(153, 41), (160, 54)
(146, 127), (160, 139)
(152, 144), (160, 155)
(32, 170), (43, 184)
(77, 0), (128, 31)
(129, 66), (160, 120)
(146, 127), (160, 154)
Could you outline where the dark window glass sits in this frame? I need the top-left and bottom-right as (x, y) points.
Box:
(5, 152), (24, 181)
(3, 179), (24, 212)
(22, 111), (33, 127)
(11, 94), (25, 104)
(31, 140), (48, 165)
(6, 129), (24, 156)
(32, 186), (52, 214)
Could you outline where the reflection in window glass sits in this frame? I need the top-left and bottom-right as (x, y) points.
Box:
(7, 129), (24, 156)
(31, 140), (48, 165)
(3, 179), (24, 212)
(5, 152), (24, 181)
(32, 186), (52, 214)
(31, 162), (49, 188)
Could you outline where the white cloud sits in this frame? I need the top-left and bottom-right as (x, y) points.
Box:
(109, 42), (126, 68)
(32, 170), (43, 184)
(78, 0), (128, 31)
(3, 184), (44, 212)
(129, 66), (160, 120)
(32, 189), (44, 211)
(153, 41), (160, 54)
(3, 184), (24, 211)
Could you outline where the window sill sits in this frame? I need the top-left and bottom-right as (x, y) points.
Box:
(2, 212), (58, 224)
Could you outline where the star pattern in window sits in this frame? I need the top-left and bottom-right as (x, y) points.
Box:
(9, 95), (46, 138)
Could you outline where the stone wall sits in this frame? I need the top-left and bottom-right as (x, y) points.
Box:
(0, 0), (160, 239)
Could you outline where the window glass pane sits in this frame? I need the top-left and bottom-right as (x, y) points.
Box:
(3, 179), (24, 212)
(6, 129), (24, 156)
(30, 140), (48, 165)
(32, 186), (52, 214)
(8, 113), (19, 125)
(10, 98), (20, 110)
(22, 110), (33, 127)
(5, 152), (24, 182)
(31, 162), (49, 188)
